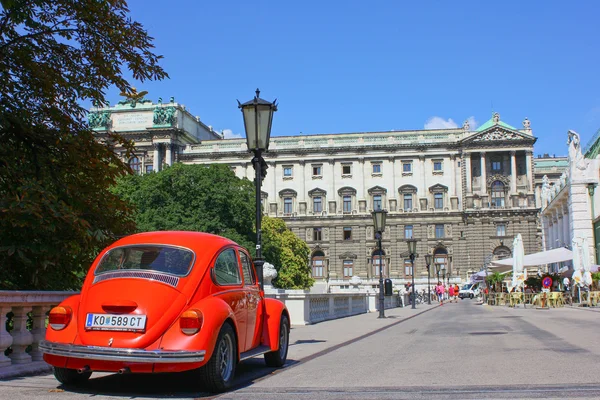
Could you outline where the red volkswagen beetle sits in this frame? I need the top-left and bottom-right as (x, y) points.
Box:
(41, 231), (290, 393)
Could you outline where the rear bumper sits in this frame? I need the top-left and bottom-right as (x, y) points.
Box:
(40, 340), (205, 363)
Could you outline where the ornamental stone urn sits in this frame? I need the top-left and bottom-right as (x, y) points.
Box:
(263, 262), (278, 287)
(349, 275), (362, 289)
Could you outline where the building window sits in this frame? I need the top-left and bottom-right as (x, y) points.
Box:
(372, 163), (381, 174)
(145, 165), (153, 174)
(405, 225), (413, 239)
(435, 224), (444, 238)
(343, 195), (352, 213)
(343, 260), (353, 278)
(404, 193), (412, 210)
(312, 164), (322, 177)
(342, 164), (352, 175)
(491, 181), (505, 207)
(403, 162), (412, 173)
(283, 165), (293, 177)
(433, 160), (443, 172)
(434, 193), (443, 209)
(343, 227), (352, 240)
(497, 224), (506, 237)
(284, 197), (293, 214)
(313, 228), (322, 241)
(129, 157), (141, 175)
(313, 196), (322, 213)
(372, 250), (386, 277)
(404, 259), (413, 276)
(373, 195), (382, 211)
(312, 252), (325, 278)
(492, 160), (502, 172)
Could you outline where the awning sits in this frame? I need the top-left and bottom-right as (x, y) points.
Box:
(490, 247), (573, 270)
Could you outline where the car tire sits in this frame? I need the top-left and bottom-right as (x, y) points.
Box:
(199, 323), (237, 393)
(469, 293), (474, 299)
(53, 367), (91, 385)
(264, 314), (289, 368)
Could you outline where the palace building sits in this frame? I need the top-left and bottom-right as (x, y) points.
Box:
(91, 96), (555, 289)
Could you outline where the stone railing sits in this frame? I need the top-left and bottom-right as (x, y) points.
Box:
(0, 291), (76, 378)
(265, 290), (401, 325)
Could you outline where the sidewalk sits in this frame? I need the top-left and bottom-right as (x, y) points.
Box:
(286, 303), (439, 362)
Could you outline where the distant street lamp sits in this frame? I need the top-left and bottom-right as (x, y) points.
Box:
(425, 253), (432, 305)
(372, 209), (387, 318)
(238, 88), (277, 290)
(407, 239), (417, 309)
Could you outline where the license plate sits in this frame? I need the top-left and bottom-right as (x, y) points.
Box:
(85, 313), (147, 332)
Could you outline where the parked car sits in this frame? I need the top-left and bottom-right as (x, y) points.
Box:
(459, 283), (481, 299)
(41, 231), (290, 393)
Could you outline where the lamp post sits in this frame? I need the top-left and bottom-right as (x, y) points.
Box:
(372, 209), (387, 318)
(238, 89), (277, 290)
(407, 239), (417, 309)
(425, 253), (432, 305)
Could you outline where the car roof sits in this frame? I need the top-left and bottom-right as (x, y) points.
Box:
(109, 231), (240, 255)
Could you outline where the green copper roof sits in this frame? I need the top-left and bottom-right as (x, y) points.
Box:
(534, 159), (569, 168)
(584, 127), (600, 159)
(476, 117), (517, 132)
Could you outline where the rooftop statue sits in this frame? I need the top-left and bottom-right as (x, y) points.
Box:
(492, 112), (500, 124)
(567, 130), (588, 171)
(523, 117), (531, 129)
(118, 87), (149, 107)
(462, 120), (470, 130)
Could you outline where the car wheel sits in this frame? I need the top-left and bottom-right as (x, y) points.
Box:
(264, 314), (289, 368)
(469, 294), (474, 299)
(53, 367), (91, 385)
(199, 323), (237, 393)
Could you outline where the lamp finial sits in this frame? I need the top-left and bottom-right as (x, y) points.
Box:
(255, 88), (260, 98)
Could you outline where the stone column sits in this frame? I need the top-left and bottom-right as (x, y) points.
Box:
(0, 305), (13, 367)
(153, 143), (160, 172)
(29, 305), (48, 361)
(9, 306), (33, 364)
(141, 152), (146, 174)
(510, 151), (517, 194)
(165, 143), (173, 166)
(480, 152), (487, 194)
(465, 153), (472, 194)
(563, 203), (570, 247)
(451, 155), (457, 196)
(525, 150), (533, 191)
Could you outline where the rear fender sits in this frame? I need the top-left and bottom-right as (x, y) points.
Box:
(261, 298), (289, 351)
(159, 296), (237, 362)
(45, 294), (81, 343)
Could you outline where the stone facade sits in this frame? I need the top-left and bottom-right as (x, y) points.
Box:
(93, 101), (543, 287)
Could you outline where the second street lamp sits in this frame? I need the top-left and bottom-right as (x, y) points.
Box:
(372, 209), (387, 318)
(425, 253), (432, 305)
(238, 88), (277, 290)
(407, 239), (417, 309)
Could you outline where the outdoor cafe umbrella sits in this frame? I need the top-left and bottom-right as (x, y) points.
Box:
(582, 237), (593, 287)
(572, 237), (584, 287)
(510, 233), (526, 293)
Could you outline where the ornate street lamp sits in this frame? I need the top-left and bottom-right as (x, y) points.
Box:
(425, 253), (432, 305)
(407, 239), (417, 309)
(238, 89), (277, 290)
(372, 209), (387, 318)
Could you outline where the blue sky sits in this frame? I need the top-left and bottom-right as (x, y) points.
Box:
(111, 0), (600, 156)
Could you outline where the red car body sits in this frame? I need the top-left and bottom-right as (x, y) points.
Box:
(41, 231), (290, 392)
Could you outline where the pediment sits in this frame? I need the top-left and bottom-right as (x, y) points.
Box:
(278, 188), (297, 197)
(308, 187), (327, 196)
(429, 183), (448, 193)
(462, 126), (534, 144)
(338, 252), (358, 259)
(367, 185), (387, 194)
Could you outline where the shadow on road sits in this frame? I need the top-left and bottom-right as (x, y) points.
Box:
(52, 358), (300, 399)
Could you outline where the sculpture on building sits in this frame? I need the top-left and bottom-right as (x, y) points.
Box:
(541, 175), (549, 203)
(262, 262), (278, 286)
(523, 117), (531, 129)
(153, 101), (177, 126)
(492, 112), (500, 124)
(567, 130), (588, 171)
(462, 120), (470, 130)
(88, 109), (111, 129)
(559, 172), (567, 188)
(118, 87), (149, 107)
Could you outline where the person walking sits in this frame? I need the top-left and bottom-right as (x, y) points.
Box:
(454, 283), (460, 302)
(435, 281), (444, 305)
(448, 284), (455, 303)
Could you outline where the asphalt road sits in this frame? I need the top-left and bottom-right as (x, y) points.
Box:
(2, 301), (600, 399)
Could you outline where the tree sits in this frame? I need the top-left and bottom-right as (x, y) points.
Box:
(262, 216), (313, 290)
(485, 271), (505, 293)
(0, 0), (167, 289)
(112, 163), (256, 252)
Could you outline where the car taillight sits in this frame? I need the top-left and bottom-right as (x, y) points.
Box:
(49, 306), (72, 330)
(179, 310), (203, 335)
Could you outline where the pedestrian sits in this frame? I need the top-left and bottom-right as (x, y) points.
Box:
(454, 283), (460, 302)
(448, 284), (455, 303)
(435, 281), (444, 305)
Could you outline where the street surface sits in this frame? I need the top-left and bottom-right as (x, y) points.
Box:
(2, 301), (600, 399)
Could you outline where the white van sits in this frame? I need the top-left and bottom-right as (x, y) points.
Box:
(459, 283), (480, 299)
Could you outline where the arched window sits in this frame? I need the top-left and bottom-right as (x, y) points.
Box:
(312, 251), (325, 278)
(493, 246), (511, 260)
(129, 157), (141, 175)
(491, 181), (505, 207)
(371, 249), (387, 277)
(433, 248), (448, 283)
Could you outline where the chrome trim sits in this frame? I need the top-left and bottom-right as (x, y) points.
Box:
(40, 340), (205, 363)
(93, 271), (180, 287)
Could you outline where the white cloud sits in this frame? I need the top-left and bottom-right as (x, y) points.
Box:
(424, 116), (458, 129)
(424, 116), (479, 130)
(221, 128), (243, 139)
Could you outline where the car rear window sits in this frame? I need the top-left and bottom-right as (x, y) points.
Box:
(95, 245), (194, 276)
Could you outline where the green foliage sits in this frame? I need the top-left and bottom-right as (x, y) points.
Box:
(485, 271), (505, 292)
(525, 276), (542, 290)
(262, 216), (313, 290)
(0, 0), (166, 289)
(112, 163), (256, 252)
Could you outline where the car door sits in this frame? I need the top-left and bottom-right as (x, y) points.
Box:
(213, 247), (247, 352)
(239, 250), (261, 351)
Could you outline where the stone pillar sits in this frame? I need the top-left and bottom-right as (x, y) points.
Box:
(153, 143), (160, 172)
(480, 152), (487, 194)
(29, 306), (48, 361)
(451, 155), (457, 196)
(141, 153), (146, 174)
(0, 305), (13, 367)
(510, 151), (517, 194)
(563, 204), (570, 247)
(465, 153), (472, 194)
(9, 306), (33, 364)
(165, 143), (173, 166)
(525, 150), (533, 192)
